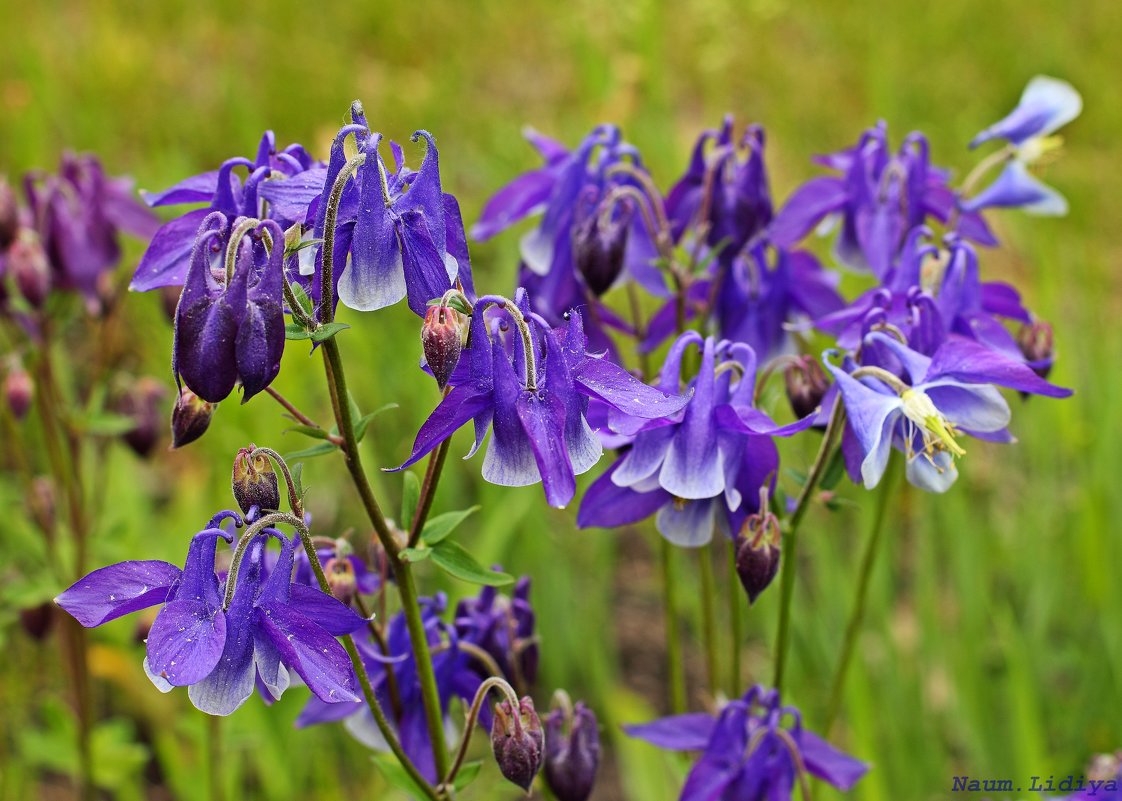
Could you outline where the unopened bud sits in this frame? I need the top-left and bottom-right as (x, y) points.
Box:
(491, 696), (544, 793)
(170, 386), (215, 448)
(232, 445), (280, 516)
(0, 178), (18, 250)
(325, 557), (357, 604)
(115, 377), (169, 458)
(735, 510), (782, 605)
(784, 355), (829, 419)
(422, 304), (464, 389)
(4, 365), (33, 419)
(1017, 321), (1054, 380)
(19, 602), (54, 641)
(9, 232), (51, 309)
(544, 700), (600, 801)
(573, 198), (632, 296)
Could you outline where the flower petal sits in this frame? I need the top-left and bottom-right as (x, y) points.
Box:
(145, 598), (227, 687)
(577, 462), (670, 529)
(799, 730), (870, 791)
(257, 601), (360, 705)
(56, 560), (181, 628)
(287, 584), (367, 636)
(961, 161), (1068, 215)
(656, 497), (718, 548)
(769, 177), (849, 248)
(927, 337), (1072, 397)
(130, 208), (211, 291)
(970, 75), (1082, 148)
(623, 713), (717, 751)
(828, 366), (903, 490)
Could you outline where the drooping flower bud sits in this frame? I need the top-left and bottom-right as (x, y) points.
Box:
(170, 386), (215, 448)
(421, 304), (464, 389)
(232, 445), (280, 515)
(735, 507), (782, 605)
(544, 700), (600, 801)
(0, 178), (18, 251)
(9, 232), (51, 309)
(491, 696), (544, 793)
(4, 364), (33, 420)
(784, 355), (829, 419)
(324, 557), (357, 605)
(114, 377), (169, 458)
(1017, 320), (1054, 380)
(572, 195), (632, 296)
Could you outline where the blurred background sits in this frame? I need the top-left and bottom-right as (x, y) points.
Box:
(0, 1), (1119, 799)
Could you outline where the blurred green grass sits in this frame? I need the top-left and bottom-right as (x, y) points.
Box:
(1, 0), (1119, 799)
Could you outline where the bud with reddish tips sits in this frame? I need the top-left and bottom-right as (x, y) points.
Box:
(421, 303), (464, 389)
(4, 364), (33, 420)
(324, 557), (357, 605)
(1017, 320), (1054, 380)
(735, 503), (782, 605)
(9, 232), (51, 309)
(232, 445), (280, 516)
(784, 355), (829, 420)
(170, 386), (215, 448)
(491, 695), (544, 793)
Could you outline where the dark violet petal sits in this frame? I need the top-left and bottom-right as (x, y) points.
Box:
(660, 339), (722, 500)
(187, 627), (256, 716)
(472, 168), (555, 240)
(287, 584), (367, 636)
(611, 425), (675, 487)
(715, 404), (817, 437)
(799, 730), (870, 790)
(130, 208), (210, 291)
(979, 281), (1031, 322)
(482, 345), (542, 488)
(922, 382), (1011, 432)
(295, 696), (363, 728)
(101, 181), (160, 239)
(401, 131), (448, 255)
(56, 560), (180, 627)
(340, 138), (406, 311)
(927, 337), (1072, 397)
(257, 167), (328, 224)
(141, 170), (221, 207)
(398, 209), (456, 316)
(236, 222), (286, 401)
(392, 387), (492, 471)
(679, 757), (740, 801)
(573, 357), (690, 419)
(257, 601), (360, 704)
(515, 389), (576, 509)
(577, 462), (670, 529)
(442, 193), (475, 297)
(146, 598), (227, 686)
(624, 713), (716, 751)
(769, 177), (848, 247)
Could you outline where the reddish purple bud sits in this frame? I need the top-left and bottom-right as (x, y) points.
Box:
(9, 232), (52, 309)
(114, 377), (169, 458)
(491, 696), (544, 792)
(232, 445), (279, 515)
(735, 510), (782, 605)
(4, 364), (33, 419)
(0, 178), (19, 251)
(572, 194), (632, 296)
(784, 355), (829, 419)
(170, 386), (215, 448)
(544, 701), (600, 801)
(422, 304), (464, 389)
(1017, 321), (1054, 380)
(325, 557), (357, 605)
(19, 602), (54, 641)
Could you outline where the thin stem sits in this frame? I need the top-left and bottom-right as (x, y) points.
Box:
(772, 398), (846, 694)
(823, 454), (900, 734)
(353, 594), (404, 722)
(248, 447), (305, 516)
(727, 539), (743, 697)
(264, 386), (338, 441)
(208, 714), (224, 801)
(408, 389), (452, 549)
(697, 543), (720, 699)
(320, 153), (367, 324)
(320, 337), (451, 781)
(443, 677), (521, 790)
(224, 217), (261, 284)
(660, 537), (687, 714)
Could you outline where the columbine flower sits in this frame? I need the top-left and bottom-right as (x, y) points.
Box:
(830, 332), (1071, 493)
(578, 333), (812, 547)
(454, 577), (538, 690)
(544, 701), (601, 801)
(1053, 752), (1122, 800)
(132, 128), (318, 291)
(394, 295), (688, 509)
(625, 685), (868, 800)
(173, 213), (285, 403)
(963, 75), (1081, 216)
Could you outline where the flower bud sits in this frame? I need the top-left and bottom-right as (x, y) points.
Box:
(232, 445), (280, 516)
(544, 701), (600, 801)
(114, 377), (169, 458)
(1017, 321), (1054, 380)
(325, 557), (357, 605)
(0, 178), (19, 251)
(784, 355), (829, 419)
(735, 510), (782, 605)
(170, 386), (215, 448)
(9, 232), (51, 309)
(4, 364), (33, 420)
(421, 304), (464, 389)
(27, 476), (55, 533)
(19, 602), (54, 641)
(491, 696), (544, 793)
(572, 198), (632, 297)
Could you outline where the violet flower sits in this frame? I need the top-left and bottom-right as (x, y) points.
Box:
(626, 685), (868, 800)
(579, 333), (812, 547)
(454, 577), (538, 690)
(830, 332), (1072, 493)
(393, 295), (689, 509)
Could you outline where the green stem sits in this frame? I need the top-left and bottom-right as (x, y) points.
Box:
(443, 676), (521, 790)
(823, 455), (899, 734)
(727, 539), (743, 697)
(772, 400), (846, 694)
(408, 387), (452, 549)
(697, 543), (720, 698)
(320, 337), (450, 782)
(660, 537), (687, 714)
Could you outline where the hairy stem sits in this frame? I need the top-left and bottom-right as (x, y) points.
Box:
(443, 676), (521, 790)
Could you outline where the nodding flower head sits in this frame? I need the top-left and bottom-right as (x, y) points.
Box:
(231, 445), (280, 515)
(544, 697), (601, 801)
(170, 385), (216, 448)
(492, 695), (545, 792)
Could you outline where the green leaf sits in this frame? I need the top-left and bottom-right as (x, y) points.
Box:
(285, 322), (313, 340)
(75, 412), (138, 437)
(291, 462), (305, 499)
(429, 540), (513, 586)
(399, 546), (432, 563)
(285, 424), (330, 440)
(421, 505), (480, 546)
(310, 322), (351, 342)
(371, 753), (430, 799)
(453, 760), (483, 791)
(284, 237), (323, 258)
(820, 446), (846, 491)
(400, 471), (420, 532)
(354, 403), (399, 442)
(284, 441), (337, 460)
(287, 281), (315, 316)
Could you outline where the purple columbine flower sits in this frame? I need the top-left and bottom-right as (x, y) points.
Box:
(771, 123), (994, 278)
(132, 128), (318, 291)
(173, 213), (286, 403)
(1052, 753), (1122, 800)
(626, 685), (868, 800)
(454, 577), (538, 690)
(962, 75), (1082, 216)
(393, 295), (689, 509)
(578, 333), (812, 546)
(830, 332), (1072, 493)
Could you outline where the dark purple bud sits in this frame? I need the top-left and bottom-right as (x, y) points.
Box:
(0, 178), (19, 250)
(544, 702), (600, 801)
(114, 377), (169, 458)
(170, 386), (216, 448)
(4, 364), (33, 419)
(9, 232), (52, 309)
(1017, 321), (1054, 380)
(19, 602), (54, 641)
(735, 510), (782, 605)
(325, 557), (357, 605)
(784, 355), (829, 419)
(491, 696), (544, 792)
(572, 196), (632, 297)
(232, 445), (279, 515)
(27, 477), (55, 533)
(422, 304), (464, 389)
